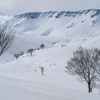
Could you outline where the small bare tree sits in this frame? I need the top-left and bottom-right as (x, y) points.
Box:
(14, 54), (19, 59)
(27, 48), (34, 56)
(40, 44), (45, 49)
(65, 46), (100, 93)
(14, 51), (24, 59)
(0, 25), (15, 56)
(19, 51), (24, 56)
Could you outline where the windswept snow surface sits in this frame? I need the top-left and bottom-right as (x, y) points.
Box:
(0, 9), (100, 99)
(0, 76), (99, 100)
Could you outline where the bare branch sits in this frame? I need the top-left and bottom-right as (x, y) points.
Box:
(0, 25), (15, 56)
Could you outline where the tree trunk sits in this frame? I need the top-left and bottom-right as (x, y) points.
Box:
(88, 83), (92, 93)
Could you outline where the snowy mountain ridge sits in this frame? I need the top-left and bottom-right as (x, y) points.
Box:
(1, 9), (99, 37)
(0, 9), (100, 22)
(14, 9), (100, 19)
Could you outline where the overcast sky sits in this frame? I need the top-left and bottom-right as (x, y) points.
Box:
(0, 0), (100, 15)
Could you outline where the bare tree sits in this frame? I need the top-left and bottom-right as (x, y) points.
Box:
(40, 44), (45, 49)
(0, 25), (15, 56)
(27, 48), (34, 56)
(65, 46), (100, 93)
(14, 51), (24, 59)
(14, 54), (19, 59)
(19, 51), (24, 56)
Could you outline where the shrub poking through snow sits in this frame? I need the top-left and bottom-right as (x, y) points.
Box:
(39, 66), (45, 75)
(14, 51), (24, 59)
(14, 54), (19, 59)
(19, 51), (24, 56)
(27, 48), (34, 56)
(40, 44), (45, 49)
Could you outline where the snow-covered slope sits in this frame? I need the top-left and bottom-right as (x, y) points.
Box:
(0, 13), (12, 24)
(1, 9), (100, 62)
(0, 9), (100, 99)
(0, 76), (99, 100)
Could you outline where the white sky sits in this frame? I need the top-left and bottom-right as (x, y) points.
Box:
(0, 0), (100, 15)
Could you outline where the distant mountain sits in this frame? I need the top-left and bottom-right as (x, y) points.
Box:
(1, 9), (100, 62)
(14, 9), (100, 19)
(1, 9), (100, 36)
